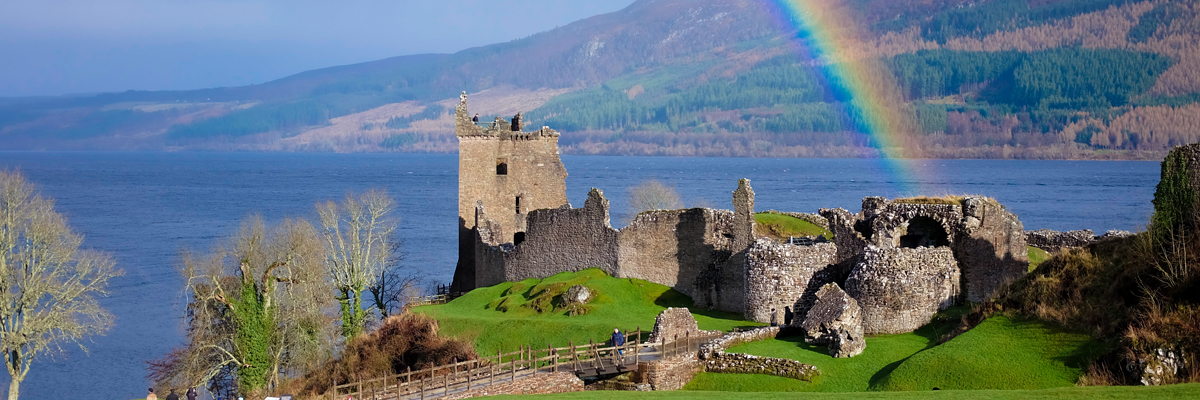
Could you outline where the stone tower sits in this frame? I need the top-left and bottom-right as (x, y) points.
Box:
(450, 92), (569, 292)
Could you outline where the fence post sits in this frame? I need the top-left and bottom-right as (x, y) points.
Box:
(492, 349), (498, 386)
(570, 341), (577, 372)
(635, 326), (641, 364)
(549, 343), (555, 373)
(511, 351), (516, 382)
(420, 375), (425, 400)
(444, 369), (449, 397)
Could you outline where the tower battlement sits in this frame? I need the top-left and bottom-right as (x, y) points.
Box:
(454, 91), (559, 139)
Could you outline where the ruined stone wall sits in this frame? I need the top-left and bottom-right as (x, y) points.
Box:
(647, 308), (721, 344)
(634, 356), (703, 391)
(820, 208), (868, 264)
(743, 239), (838, 323)
(703, 353), (820, 381)
(500, 189), (620, 284)
(698, 326), (780, 359)
(845, 246), (960, 334)
(1025, 229), (1095, 250)
(954, 197), (1029, 302)
(617, 208), (735, 310)
(867, 203), (961, 248)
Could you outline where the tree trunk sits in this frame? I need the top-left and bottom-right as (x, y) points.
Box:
(8, 377), (19, 400)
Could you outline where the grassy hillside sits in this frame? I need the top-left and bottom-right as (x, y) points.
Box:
(4, 0), (1197, 156)
(414, 269), (759, 356)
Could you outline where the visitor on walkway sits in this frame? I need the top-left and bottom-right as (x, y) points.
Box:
(165, 388), (180, 400)
(146, 388), (158, 400)
(186, 387), (198, 400)
(611, 328), (625, 355)
(770, 308), (778, 326)
(472, 113), (480, 123)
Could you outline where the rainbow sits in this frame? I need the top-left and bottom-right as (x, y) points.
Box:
(765, 0), (930, 195)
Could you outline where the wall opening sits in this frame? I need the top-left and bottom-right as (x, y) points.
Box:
(515, 196), (521, 214)
(514, 232), (526, 246)
(899, 216), (950, 248)
(496, 158), (508, 175)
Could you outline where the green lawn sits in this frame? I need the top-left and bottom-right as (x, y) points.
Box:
(414, 269), (761, 356)
(755, 212), (833, 240)
(685, 313), (1101, 392)
(492, 383), (1200, 400)
(1028, 246), (1051, 271)
(873, 315), (1105, 390)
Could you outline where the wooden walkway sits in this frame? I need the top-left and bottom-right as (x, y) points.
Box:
(330, 329), (712, 400)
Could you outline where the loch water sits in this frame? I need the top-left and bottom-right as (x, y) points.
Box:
(0, 152), (1159, 399)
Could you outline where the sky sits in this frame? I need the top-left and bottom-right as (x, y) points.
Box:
(0, 0), (637, 97)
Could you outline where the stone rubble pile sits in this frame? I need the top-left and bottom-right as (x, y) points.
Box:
(800, 283), (864, 358)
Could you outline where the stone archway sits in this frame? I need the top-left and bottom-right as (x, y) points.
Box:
(899, 216), (950, 248)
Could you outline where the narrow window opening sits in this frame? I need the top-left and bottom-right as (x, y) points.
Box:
(496, 158), (508, 175)
(515, 196), (521, 214)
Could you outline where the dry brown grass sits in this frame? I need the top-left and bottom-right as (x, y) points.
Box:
(280, 312), (478, 398)
(892, 195), (998, 207)
(1001, 227), (1200, 385)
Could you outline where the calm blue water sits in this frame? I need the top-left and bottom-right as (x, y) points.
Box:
(0, 152), (1159, 399)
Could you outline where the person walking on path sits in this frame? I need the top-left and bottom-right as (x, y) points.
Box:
(610, 328), (626, 355)
(770, 308), (778, 326)
(186, 387), (198, 400)
(472, 113), (480, 123)
(145, 388), (158, 400)
(165, 388), (180, 400)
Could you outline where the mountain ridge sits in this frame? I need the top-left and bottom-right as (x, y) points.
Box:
(1, 0), (1197, 159)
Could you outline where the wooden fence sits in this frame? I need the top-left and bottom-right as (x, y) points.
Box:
(330, 328), (710, 400)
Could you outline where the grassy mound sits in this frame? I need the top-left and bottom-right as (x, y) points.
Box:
(684, 316), (954, 392)
(1027, 246), (1051, 272)
(686, 312), (1099, 392)
(873, 315), (1104, 391)
(414, 269), (760, 356)
(755, 212), (833, 240)
(492, 383), (1200, 399)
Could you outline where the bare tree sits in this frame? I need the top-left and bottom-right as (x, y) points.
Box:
(153, 216), (333, 398)
(628, 179), (684, 214)
(317, 189), (398, 339)
(0, 170), (122, 400)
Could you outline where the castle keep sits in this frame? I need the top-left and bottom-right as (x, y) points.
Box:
(450, 93), (1030, 342)
(451, 92), (570, 292)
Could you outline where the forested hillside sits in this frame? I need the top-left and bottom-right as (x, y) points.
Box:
(1, 0), (1198, 159)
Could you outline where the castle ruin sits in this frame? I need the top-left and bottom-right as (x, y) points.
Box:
(450, 92), (1030, 338)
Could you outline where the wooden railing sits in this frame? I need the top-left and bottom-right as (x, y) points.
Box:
(329, 328), (712, 400)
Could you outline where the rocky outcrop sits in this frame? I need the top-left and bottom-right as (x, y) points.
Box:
(564, 284), (591, 304)
(845, 246), (960, 334)
(800, 283), (864, 358)
(1131, 348), (1186, 386)
(703, 353), (821, 381)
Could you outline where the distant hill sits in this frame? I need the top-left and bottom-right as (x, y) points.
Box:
(2, 0), (1198, 159)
